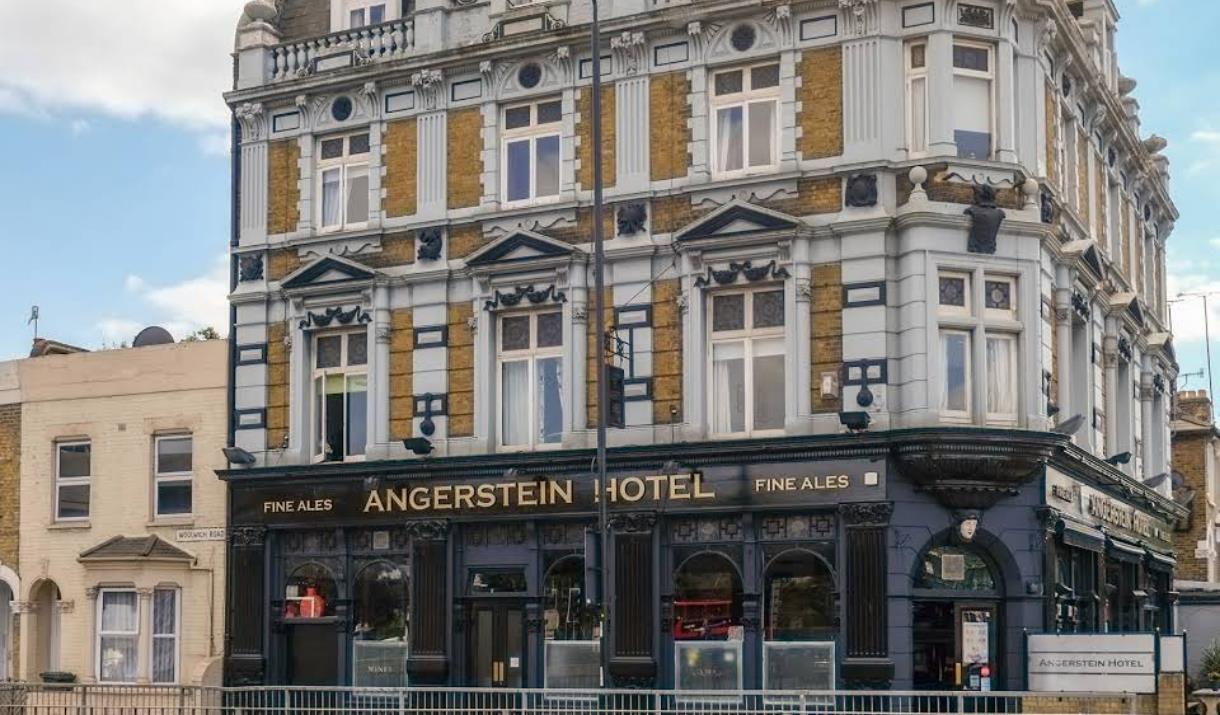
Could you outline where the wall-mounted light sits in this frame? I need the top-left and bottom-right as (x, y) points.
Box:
(839, 411), (871, 432)
(403, 437), (434, 456)
(222, 446), (256, 466)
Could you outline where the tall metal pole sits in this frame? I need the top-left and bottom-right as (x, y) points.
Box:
(589, 0), (611, 686)
(1204, 294), (1214, 409)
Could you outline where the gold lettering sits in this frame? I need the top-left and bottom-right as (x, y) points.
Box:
(784, 477), (796, 491)
(693, 473), (715, 499)
(518, 482), (538, 507)
(646, 475), (668, 501)
(550, 480), (573, 506)
(454, 485), (475, 510)
(476, 484), (497, 509)
(409, 487), (430, 511)
(670, 475), (692, 500)
(605, 477), (619, 503)
(496, 482), (514, 507)
(754, 478), (766, 493)
(432, 485), (453, 510)
(620, 477), (645, 502)
(387, 488), (409, 513)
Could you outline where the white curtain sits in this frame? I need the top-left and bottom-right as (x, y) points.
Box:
(502, 361), (530, 446)
(152, 590), (177, 683)
(940, 332), (969, 413)
(712, 342), (745, 434)
(536, 357), (563, 444)
(986, 335), (1016, 417)
(752, 337), (785, 431)
(321, 168), (342, 227)
(717, 107), (743, 173)
(345, 164), (370, 224)
(747, 101), (775, 168)
(99, 592), (138, 682)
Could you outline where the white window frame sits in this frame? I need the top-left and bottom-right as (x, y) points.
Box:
(496, 311), (565, 451)
(500, 99), (563, 207)
(707, 286), (787, 439)
(984, 332), (1019, 425)
(905, 40), (929, 157)
(333, 0), (402, 31)
(939, 328), (974, 423)
(95, 589), (139, 684)
(311, 329), (369, 463)
(937, 270), (1021, 426)
(54, 440), (91, 522)
(153, 434), (193, 518)
(951, 40), (996, 160)
(316, 132), (371, 233)
(709, 63), (781, 179)
(151, 588), (180, 684)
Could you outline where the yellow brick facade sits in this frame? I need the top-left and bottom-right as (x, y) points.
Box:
(447, 107), (483, 210)
(649, 72), (690, 181)
(267, 140), (300, 235)
(651, 279), (683, 425)
(1045, 80), (1058, 188)
(811, 263), (843, 414)
(447, 303), (475, 438)
(578, 84), (616, 191)
(389, 310), (414, 441)
(384, 118), (418, 218)
(799, 47), (844, 160)
(266, 322), (289, 451)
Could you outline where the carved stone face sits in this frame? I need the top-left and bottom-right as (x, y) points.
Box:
(958, 517), (979, 542)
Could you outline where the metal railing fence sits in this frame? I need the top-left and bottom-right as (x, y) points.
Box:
(0, 684), (1146, 715)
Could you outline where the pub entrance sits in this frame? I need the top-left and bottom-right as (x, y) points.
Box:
(464, 568), (530, 687)
(911, 543), (1003, 691)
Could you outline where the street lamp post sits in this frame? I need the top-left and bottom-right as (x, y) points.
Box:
(1175, 291), (1216, 414)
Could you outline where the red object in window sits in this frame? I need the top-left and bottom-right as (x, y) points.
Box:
(300, 586), (326, 619)
(672, 599), (735, 640)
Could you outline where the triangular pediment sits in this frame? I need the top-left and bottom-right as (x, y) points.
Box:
(1061, 239), (1104, 280)
(674, 201), (800, 242)
(465, 230), (576, 267)
(282, 255), (376, 290)
(1109, 292), (1144, 327)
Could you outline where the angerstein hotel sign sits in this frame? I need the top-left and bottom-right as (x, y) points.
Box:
(232, 460), (886, 525)
(1044, 468), (1172, 550)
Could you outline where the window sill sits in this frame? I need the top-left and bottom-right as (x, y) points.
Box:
(148, 517), (195, 528)
(48, 521), (91, 531)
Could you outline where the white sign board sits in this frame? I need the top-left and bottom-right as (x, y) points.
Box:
(962, 621), (990, 665)
(175, 527), (227, 543)
(1160, 635), (1185, 673)
(1027, 634), (1156, 694)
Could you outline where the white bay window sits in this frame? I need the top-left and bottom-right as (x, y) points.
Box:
(711, 64), (780, 177)
(502, 100), (562, 204)
(97, 590), (139, 683)
(498, 311), (564, 449)
(318, 133), (370, 232)
(709, 288), (785, 437)
(906, 41), (929, 155)
(952, 42), (994, 160)
(938, 272), (1020, 425)
(313, 330), (368, 462)
(152, 589), (179, 684)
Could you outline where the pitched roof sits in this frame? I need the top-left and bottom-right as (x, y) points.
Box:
(79, 535), (195, 563)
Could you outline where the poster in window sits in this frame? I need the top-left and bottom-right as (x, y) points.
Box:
(940, 553), (966, 581)
(962, 619), (990, 665)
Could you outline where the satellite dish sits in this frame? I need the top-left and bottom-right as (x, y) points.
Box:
(132, 326), (175, 348)
(1051, 413), (1086, 436)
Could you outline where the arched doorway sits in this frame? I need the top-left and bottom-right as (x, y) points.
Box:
(282, 563), (338, 685)
(762, 549), (836, 689)
(911, 543), (1002, 691)
(672, 552), (743, 691)
(541, 556), (598, 688)
(29, 580), (61, 678)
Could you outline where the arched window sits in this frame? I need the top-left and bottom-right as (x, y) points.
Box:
(352, 562), (409, 686)
(542, 557), (599, 688)
(673, 553), (743, 691)
(762, 550), (836, 689)
(284, 563), (337, 618)
(915, 544), (997, 592)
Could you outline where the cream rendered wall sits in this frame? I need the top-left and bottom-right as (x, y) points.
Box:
(16, 340), (227, 685)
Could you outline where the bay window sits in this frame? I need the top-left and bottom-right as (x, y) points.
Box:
(937, 272), (1020, 424)
(673, 554), (743, 692)
(502, 100), (562, 204)
(906, 41), (929, 155)
(312, 330), (368, 462)
(711, 63), (780, 177)
(318, 133), (370, 232)
(952, 42), (994, 160)
(55, 440), (91, 521)
(97, 590), (139, 683)
(709, 287), (786, 437)
(498, 311), (564, 449)
(154, 434), (192, 517)
(763, 551), (835, 690)
(152, 589), (179, 684)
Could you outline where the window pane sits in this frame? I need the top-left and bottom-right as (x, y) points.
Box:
(353, 642), (409, 687)
(353, 562), (408, 642)
(953, 45), (990, 72)
(314, 377), (325, 458)
(348, 331), (368, 366)
(910, 76), (927, 153)
(346, 165), (369, 224)
(765, 643), (834, 690)
(751, 64), (780, 90)
(321, 168), (342, 227)
(506, 140), (532, 202)
(58, 484), (90, 519)
(535, 135), (561, 197)
(716, 106), (744, 173)
(369, 4), (385, 24)
(753, 339), (785, 431)
(349, 8), (365, 28)
(349, 133), (371, 155)
(676, 643), (742, 690)
(157, 482), (192, 516)
(321, 138), (345, 160)
(323, 374), (346, 461)
(346, 374), (368, 457)
(714, 70), (744, 96)
(501, 316), (531, 351)
(986, 335), (1017, 417)
(765, 553), (834, 639)
(747, 101), (775, 167)
(910, 44), (926, 69)
(545, 641), (600, 689)
(505, 106), (531, 130)
(316, 335), (342, 368)
(752, 290), (784, 328)
(938, 276), (967, 308)
(58, 443), (90, 478)
(99, 635), (138, 682)
(712, 342), (746, 434)
(984, 280), (1012, 311)
(712, 294), (745, 332)
(536, 312), (563, 348)
(102, 592), (138, 631)
(537, 100), (563, 124)
(156, 437), (192, 475)
(941, 332), (970, 413)
(153, 639), (176, 683)
(954, 75), (992, 160)
(537, 357), (564, 444)
(153, 590), (176, 635)
(502, 361), (530, 446)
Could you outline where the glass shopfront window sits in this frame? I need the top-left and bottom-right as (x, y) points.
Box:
(673, 553), (743, 691)
(763, 550), (835, 689)
(284, 564), (338, 619)
(543, 557), (600, 689)
(1055, 544), (1098, 632)
(1105, 559), (1140, 633)
(352, 562), (409, 686)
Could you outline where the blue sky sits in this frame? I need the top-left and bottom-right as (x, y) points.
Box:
(0, 0), (1218, 389)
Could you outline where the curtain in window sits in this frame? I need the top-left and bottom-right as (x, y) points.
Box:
(321, 168), (342, 227)
(747, 102), (774, 168)
(953, 75), (992, 159)
(502, 361), (530, 445)
(99, 592), (138, 682)
(535, 136), (560, 197)
(536, 357), (563, 444)
(752, 337), (785, 430)
(346, 374), (368, 457)
(940, 332), (969, 412)
(986, 336), (1016, 416)
(712, 342), (746, 433)
(717, 107), (744, 173)
(909, 76), (928, 153)
(152, 590), (177, 683)
(345, 165), (370, 224)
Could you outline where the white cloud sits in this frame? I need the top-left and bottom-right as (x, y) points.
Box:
(1166, 266), (1220, 343)
(198, 131), (233, 157)
(0, 1), (246, 131)
(68, 119), (91, 136)
(97, 256), (230, 344)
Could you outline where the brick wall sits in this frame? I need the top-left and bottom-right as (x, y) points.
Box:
(798, 47), (844, 160)
(649, 72), (691, 181)
(447, 107), (482, 210)
(578, 84), (617, 191)
(266, 322), (289, 450)
(1077, 129), (1090, 225)
(585, 289), (613, 427)
(447, 303), (474, 438)
(651, 195), (707, 235)
(1023, 695), (1133, 714)
(0, 404), (20, 568)
(1121, 199), (1132, 275)
(1172, 391), (1213, 582)
(1158, 672), (1186, 715)
(363, 232), (415, 269)
(448, 223), (485, 260)
(1045, 80), (1058, 188)
(267, 140), (300, 235)
(267, 248), (302, 282)
(1095, 151), (1107, 249)
(389, 310), (414, 441)
(1047, 296), (1060, 402)
(384, 118), (418, 218)
(811, 263), (843, 414)
(652, 279), (683, 425)
(898, 164), (1024, 208)
(763, 177), (842, 216)
(276, 0), (330, 43)
(1120, 198), (1130, 264)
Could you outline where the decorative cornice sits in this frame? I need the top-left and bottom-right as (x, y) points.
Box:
(483, 284), (566, 311)
(299, 305), (373, 330)
(693, 260), (789, 288)
(608, 512), (657, 534)
(403, 519), (449, 541)
(839, 502), (893, 527)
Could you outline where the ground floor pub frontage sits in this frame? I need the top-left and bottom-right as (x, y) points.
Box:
(220, 430), (1186, 691)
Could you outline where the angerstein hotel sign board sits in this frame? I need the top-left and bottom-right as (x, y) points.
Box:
(231, 460), (886, 525)
(1027, 634), (1157, 693)
(1044, 468), (1173, 551)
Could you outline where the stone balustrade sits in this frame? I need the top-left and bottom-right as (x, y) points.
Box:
(270, 18), (415, 82)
